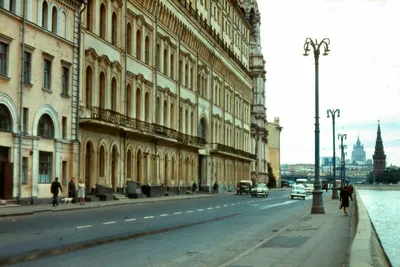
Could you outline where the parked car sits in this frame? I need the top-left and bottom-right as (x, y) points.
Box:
(237, 180), (253, 195)
(291, 185), (306, 200)
(251, 183), (269, 198)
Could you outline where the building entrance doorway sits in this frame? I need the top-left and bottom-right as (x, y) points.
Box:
(0, 146), (12, 199)
(85, 142), (93, 194)
(198, 155), (204, 191)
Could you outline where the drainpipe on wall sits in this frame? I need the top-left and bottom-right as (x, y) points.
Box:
(177, 24), (182, 194)
(76, 2), (87, 181)
(123, 0), (127, 194)
(19, 0), (27, 204)
(154, 1), (159, 185)
(210, 50), (214, 193)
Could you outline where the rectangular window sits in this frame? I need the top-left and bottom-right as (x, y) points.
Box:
(62, 161), (67, 186)
(23, 52), (31, 84)
(61, 66), (69, 95)
(0, 42), (8, 77)
(43, 59), (52, 90)
(62, 116), (67, 139)
(22, 157), (28, 184)
(39, 151), (52, 184)
(23, 107), (29, 134)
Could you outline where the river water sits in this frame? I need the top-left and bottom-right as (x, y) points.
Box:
(358, 190), (400, 267)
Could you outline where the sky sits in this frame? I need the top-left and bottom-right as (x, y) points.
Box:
(258, 0), (400, 165)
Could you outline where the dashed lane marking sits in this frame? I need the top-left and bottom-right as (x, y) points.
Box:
(207, 207), (213, 210)
(103, 221), (116, 225)
(124, 218), (137, 222)
(144, 216), (154, 219)
(197, 209), (204, 211)
(160, 214), (169, 217)
(223, 204), (228, 207)
(76, 225), (92, 229)
(216, 206), (221, 208)
(174, 212), (182, 215)
(186, 211), (193, 213)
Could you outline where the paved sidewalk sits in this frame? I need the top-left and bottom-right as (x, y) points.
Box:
(0, 188), (289, 217)
(220, 197), (354, 267)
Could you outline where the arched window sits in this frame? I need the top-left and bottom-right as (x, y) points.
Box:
(111, 78), (117, 111)
(127, 23), (132, 55)
(163, 49), (168, 75)
(144, 92), (149, 122)
(185, 64), (188, 87)
(99, 72), (106, 109)
(185, 110), (188, 134)
(51, 6), (58, 34)
(198, 118), (206, 140)
(190, 112), (194, 135)
(85, 66), (92, 107)
(136, 150), (142, 182)
(171, 156), (175, 181)
(136, 88), (141, 120)
(38, 114), (54, 138)
(156, 97), (161, 124)
(190, 68), (193, 89)
(112, 12), (117, 45)
(126, 84), (132, 117)
(136, 30), (141, 60)
(0, 104), (12, 132)
(145, 36), (150, 64)
(42, 1), (48, 29)
(99, 4), (106, 39)
(86, 0), (93, 31)
(61, 11), (67, 38)
(127, 150), (132, 178)
(163, 101), (168, 127)
(156, 44), (160, 70)
(170, 103), (174, 129)
(170, 54), (174, 79)
(99, 146), (105, 177)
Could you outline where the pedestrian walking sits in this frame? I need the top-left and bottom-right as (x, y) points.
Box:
(77, 179), (86, 205)
(68, 177), (76, 203)
(213, 181), (218, 194)
(192, 182), (197, 194)
(340, 185), (352, 216)
(50, 177), (63, 207)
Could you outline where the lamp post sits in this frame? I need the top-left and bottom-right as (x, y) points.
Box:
(303, 38), (330, 214)
(327, 109), (340, 199)
(338, 133), (347, 184)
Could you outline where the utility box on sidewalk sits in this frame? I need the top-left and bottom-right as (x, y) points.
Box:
(127, 181), (145, 198)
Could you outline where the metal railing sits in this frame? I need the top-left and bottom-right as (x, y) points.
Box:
(210, 143), (257, 160)
(86, 106), (206, 147)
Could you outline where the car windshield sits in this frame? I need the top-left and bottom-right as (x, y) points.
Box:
(240, 183), (251, 186)
(256, 184), (266, 188)
(293, 186), (304, 190)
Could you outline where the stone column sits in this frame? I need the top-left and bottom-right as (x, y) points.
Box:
(32, 139), (39, 198)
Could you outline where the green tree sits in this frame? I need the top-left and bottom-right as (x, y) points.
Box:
(267, 163), (277, 188)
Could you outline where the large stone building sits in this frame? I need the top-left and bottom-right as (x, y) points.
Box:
(267, 117), (282, 185)
(0, 0), (274, 202)
(351, 135), (366, 164)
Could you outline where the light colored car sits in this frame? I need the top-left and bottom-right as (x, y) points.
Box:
(304, 184), (314, 194)
(251, 183), (269, 198)
(291, 185), (306, 200)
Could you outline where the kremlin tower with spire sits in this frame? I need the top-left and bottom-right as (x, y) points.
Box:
(372, 121), (386, 178)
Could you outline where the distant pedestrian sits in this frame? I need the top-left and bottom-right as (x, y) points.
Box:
(68, 177), (76, 203)
(340, 185), (352, 216)
(77, 179), (86, 205)
(192, 182), (197, 194)
(51, 177), (63, 207)
(213, 181), (218, 194)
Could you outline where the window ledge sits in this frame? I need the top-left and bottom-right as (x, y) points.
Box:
(0, 75), (10, 81)
(42, 88), (52, 93)
(60, 93), (70, 99)
(24, 82), (33, 88)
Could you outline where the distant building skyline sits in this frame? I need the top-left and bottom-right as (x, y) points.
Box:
(351, 135), (367, 163)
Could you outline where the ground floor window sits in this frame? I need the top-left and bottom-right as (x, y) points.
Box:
(22, 157), (28, 184)
(39, 151), (52, 183)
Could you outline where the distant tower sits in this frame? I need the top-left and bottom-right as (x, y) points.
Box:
(351, 135), (366, 164)
(372, 121), (386, 178)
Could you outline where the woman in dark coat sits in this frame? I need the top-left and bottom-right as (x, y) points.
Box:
(340, 185), (352, 216)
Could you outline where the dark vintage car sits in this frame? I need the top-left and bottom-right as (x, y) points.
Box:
(236, 181), (252, 195)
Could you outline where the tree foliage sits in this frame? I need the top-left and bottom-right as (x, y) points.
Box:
(267, 163), (277, 188)
(367, 168), (400, 184)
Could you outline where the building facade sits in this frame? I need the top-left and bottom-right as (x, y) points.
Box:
(0, 0), (82, 202)
(351, 135), (366, 164)
(373, 121), (386, 179)
(267, 117), (281, 185)
(1, 0), (274, 202)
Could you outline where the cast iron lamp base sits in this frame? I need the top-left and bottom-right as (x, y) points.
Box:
(311, 189), (325, 214)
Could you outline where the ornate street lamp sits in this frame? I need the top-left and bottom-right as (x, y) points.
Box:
(303, 38), (330, 214)
(338, 133), (347, 184)
(327, 109), (340, 199)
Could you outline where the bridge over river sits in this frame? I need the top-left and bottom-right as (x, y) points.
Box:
(281, 175), (367, 184)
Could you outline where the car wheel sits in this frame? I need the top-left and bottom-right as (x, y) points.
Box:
(303, 196), (306, 200)
(264, 193), (267, 198)
(240, 192), (242, 195)
(291, 196), (294, 199)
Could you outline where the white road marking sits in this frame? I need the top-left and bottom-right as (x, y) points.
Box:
(160, 214), (169, 217)
(124, 218), (137, 222)
(103, 221), (116, 225)
(223, 204), (228, 207)
(144, 216), (154, 219)
(231, 204), (235, 206)
(174, 212), (182, 215)
(76, 225), (92, 229)
(207, 207), (213, 210)
(186, 211), (193, 213)
(216, 206), (221, 208)
(197, 209), (204, 211)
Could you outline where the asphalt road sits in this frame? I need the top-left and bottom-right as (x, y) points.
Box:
(1, 189), (329, 267)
